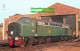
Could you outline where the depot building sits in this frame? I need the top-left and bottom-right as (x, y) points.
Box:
(4, 3), (80, 39)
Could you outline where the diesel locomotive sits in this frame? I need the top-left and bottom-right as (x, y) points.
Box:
(7, 17), (75, 47)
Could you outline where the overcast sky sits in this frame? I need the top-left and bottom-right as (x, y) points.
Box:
(0, 0), (80, 23)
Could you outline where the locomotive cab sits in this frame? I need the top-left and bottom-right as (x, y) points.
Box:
(8, 22), (21, 37)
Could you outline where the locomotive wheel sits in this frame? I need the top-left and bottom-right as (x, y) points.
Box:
(21, 37), (26, 47)
(38, 38), (43, 44)
(64, 36), (68, 41)
(46, 38), (51, 43)
(42, 38), (46, 44)
(21, 42), (26, 47)
(60, 37), (64, 41)
(43, 39), (46, 44)
(68, 37), (71, 40)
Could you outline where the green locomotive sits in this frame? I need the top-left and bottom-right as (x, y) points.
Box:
(7, 17), (74, 47)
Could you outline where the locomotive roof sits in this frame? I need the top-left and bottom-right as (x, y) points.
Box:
(30, 18), (68, 26)
(17, 17), (69, 28)
(30, 18), (69, 28)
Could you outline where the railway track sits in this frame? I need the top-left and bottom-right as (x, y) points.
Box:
(0, 39), (80, 51)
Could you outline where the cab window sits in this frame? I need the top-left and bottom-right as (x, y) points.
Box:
(17, 17), (30, 24)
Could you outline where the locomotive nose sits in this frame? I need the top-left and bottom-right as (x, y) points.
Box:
(8, 22), (21, 36)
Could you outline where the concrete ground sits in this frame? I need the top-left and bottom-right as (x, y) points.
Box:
(0, 40), (80, 51)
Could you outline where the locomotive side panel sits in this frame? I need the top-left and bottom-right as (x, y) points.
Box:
(37, 25), (51, 36)
(20, 23), (36, 37)
(37, 25), (71, 36)
(51, 27), (65, 36)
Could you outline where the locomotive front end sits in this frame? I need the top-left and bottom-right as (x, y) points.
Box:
(8, 22), (21, 36)
(7, 22), (21, 46)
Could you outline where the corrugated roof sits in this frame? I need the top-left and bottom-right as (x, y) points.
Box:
(42, 3), (80, 11)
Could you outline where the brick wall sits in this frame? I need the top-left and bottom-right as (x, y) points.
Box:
(0, 24), (3, 39)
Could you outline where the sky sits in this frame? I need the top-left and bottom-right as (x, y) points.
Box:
(0, 0), (80, 23)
